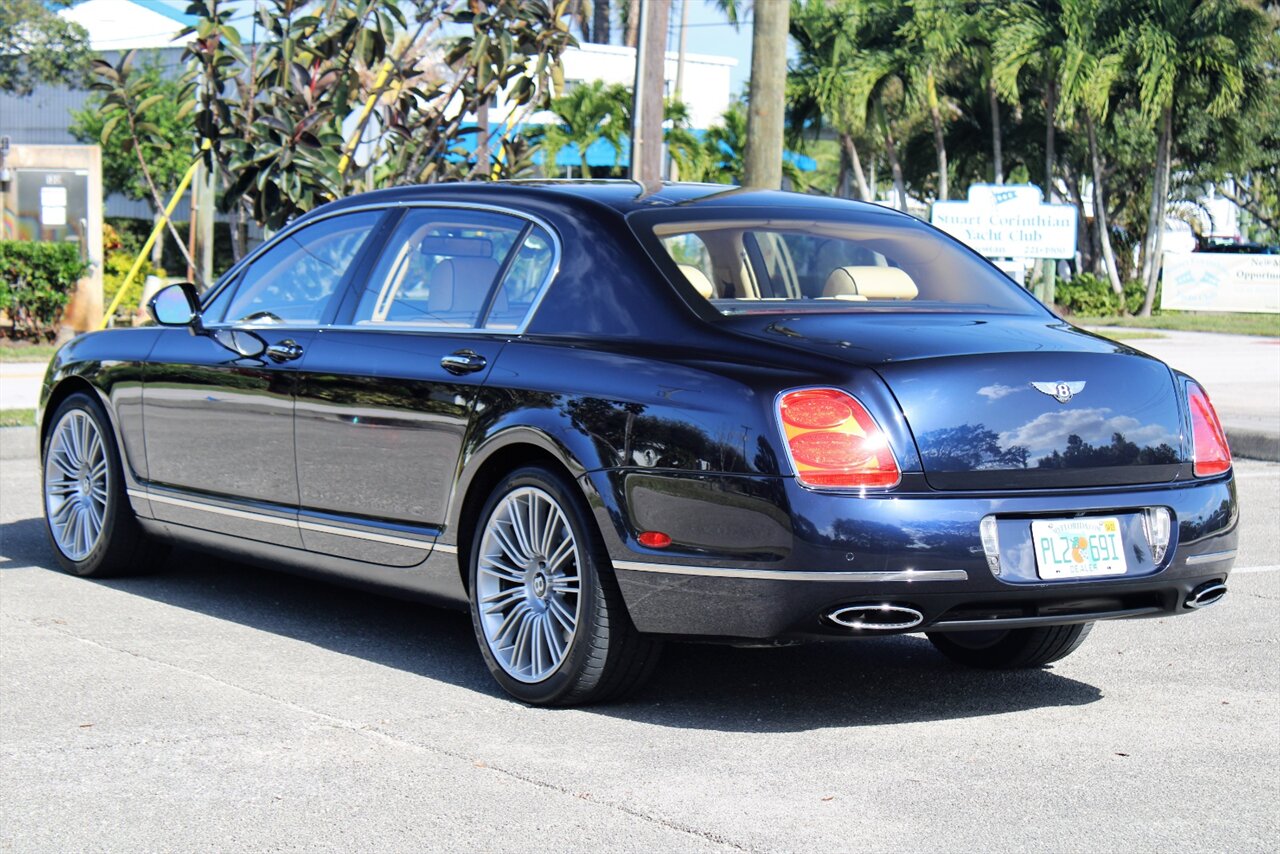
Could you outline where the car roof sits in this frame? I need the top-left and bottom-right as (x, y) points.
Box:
(303, 180), (903, 222)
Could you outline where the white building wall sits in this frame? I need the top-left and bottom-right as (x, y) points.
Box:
(496, 43), (736, 130)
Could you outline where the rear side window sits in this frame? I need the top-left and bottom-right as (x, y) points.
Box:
(638, 210), (1038, 315)
(353, 208), (541, 329)
(223, 211), (380, 325)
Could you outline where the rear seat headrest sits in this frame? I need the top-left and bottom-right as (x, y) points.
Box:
(677, 264), (715, 300)
(823, 266), (919, 300)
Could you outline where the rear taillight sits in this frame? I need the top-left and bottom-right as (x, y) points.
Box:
(778, 388), (900, 489)
(1187, 381), (1231, 477)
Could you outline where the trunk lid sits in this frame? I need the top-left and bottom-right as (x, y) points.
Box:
(721, 312), (1187, 489)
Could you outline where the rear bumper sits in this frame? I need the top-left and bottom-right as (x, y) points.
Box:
(584, 469), (1238, 640)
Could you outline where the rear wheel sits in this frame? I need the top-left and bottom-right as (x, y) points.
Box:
(42, 392), (167, 577)
(926, 623), (1093, 669)
(468, 466), (660, 706)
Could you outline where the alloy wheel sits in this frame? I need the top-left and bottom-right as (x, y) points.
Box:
(475, 486), (582, 683)
(44, 409), (110, 562)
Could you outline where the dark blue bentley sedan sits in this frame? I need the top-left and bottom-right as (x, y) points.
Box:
(38, 182), (1237, 705)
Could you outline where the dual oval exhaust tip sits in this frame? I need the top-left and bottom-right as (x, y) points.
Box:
(827, 603), (924, 631)
(1186, 581), (1228, 610)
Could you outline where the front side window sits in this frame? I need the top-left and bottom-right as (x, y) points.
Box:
(353, 208), (547, 330)
(638, 209), (1040, 315)
(223, 211), (380, 325)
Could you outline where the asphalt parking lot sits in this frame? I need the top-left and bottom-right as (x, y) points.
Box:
(1, 430), (1277, 852)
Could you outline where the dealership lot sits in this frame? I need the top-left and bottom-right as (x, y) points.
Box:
(1, 432), (1277, 852)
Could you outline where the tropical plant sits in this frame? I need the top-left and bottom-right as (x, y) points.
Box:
(1119, 0), (1273, 314)
(529, 79), (632, 176)
(164, 0), (575, 239)
(0, 241), (90, 340)
(71, 61), (197, 270)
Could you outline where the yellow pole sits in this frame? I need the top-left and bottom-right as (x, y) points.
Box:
(99, 152), (203, 329)
(338, 59), (394, 176)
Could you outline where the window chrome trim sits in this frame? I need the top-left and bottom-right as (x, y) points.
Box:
(199, 200), (563, 338)
(612, 560), (968, 582)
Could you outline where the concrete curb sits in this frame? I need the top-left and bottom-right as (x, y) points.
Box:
(1225, 427), (1280, 463)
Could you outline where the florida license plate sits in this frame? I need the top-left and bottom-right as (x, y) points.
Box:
(1032, 517), (1128, 579)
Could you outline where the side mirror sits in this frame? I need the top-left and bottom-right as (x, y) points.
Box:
(147, 283), (201, 327)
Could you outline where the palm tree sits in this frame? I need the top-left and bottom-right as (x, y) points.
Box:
(993, 1), (1068, 202)
(1121, 0), (1272, 314)
(789, 0), (874, 200)
(530, 80), (632, 177)
(1057, 0), (1127, 297)
(900, 0), (974, 201)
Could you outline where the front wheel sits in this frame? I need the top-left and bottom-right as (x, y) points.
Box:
(468, 466), (660, 706)
(926, 623), (1093, 669)
(42, 392), (167, 577)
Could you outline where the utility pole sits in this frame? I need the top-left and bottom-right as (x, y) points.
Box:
(742, 0), (789, 189)
(630, 0), (670, 185)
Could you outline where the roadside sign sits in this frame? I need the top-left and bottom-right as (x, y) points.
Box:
(1162, 252), (1280, 313)
(931, 184), (1078, 259)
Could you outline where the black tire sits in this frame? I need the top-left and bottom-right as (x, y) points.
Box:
(41, 392), (168, 578)
(467, 465), (661, 706)
(926, 623), (1093, 669)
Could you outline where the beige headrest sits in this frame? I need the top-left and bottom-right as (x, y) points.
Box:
(678, 264), (715, 299)
(823, 266), (918, 300)
(428, 257), (501, 314)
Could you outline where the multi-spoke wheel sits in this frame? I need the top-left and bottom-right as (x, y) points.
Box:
(468, 466), (661, 706)
(44, 409), (109, 562)
(41, 392), (166, 577)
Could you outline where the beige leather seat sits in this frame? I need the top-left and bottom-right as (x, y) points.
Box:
(420, 256), (503, 324)
(678, 264), (715, 299)
(823, 266), (919, 301)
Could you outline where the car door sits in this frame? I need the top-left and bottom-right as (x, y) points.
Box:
(293, 206), (558, 565)
(141, 209), (387, 546)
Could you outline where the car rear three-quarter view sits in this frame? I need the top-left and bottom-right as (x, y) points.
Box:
(37, 182), (1238, 706)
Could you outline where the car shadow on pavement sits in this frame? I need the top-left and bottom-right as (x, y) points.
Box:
(2, 516), (1102, 731)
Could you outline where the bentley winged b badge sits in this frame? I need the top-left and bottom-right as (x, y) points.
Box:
(1032, 381), (1086, 404)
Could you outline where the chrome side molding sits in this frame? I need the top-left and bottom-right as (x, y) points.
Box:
(612, 561), (968, 583)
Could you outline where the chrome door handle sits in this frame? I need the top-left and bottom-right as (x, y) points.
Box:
(441, 350), (487, 375)
(265, 339), (304, 362)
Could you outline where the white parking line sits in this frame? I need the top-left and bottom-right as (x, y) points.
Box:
(1231, 564), (1280, 575)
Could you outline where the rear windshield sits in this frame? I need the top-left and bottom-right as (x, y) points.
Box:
(634, 208), (1040, 316)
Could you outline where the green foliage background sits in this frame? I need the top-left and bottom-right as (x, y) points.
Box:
(0, 242), (91, 339)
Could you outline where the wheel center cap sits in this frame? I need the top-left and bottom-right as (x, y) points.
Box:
(532, 573), (548, 598)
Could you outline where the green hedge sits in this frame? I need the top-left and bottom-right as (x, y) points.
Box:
(1055, 272), (1150, 317)
(0, 241), (90, 339)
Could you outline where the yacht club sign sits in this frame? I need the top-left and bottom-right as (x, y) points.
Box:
(931, 184), (1078, 259)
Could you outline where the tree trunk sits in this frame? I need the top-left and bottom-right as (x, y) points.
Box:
(1139, 104), (1173, 316)
(836, 142), (850, 198)
(1044, 74), (1057, 201)
(926, 67), (948, 200)
(151, 208), (165, 269)
(1064, 166), (1090, 276)
(880, 107), (908, 212)
(742, 0), (789, 188)
(988, 76), (1003, 184)
(840, 132), (871, 201)
(1086, 112), (1124, 299)
(630, 0), (670, 184)
(624, 0), (639, 48)
(670, 0), (690, 181)
(593, 0), (611, 43)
